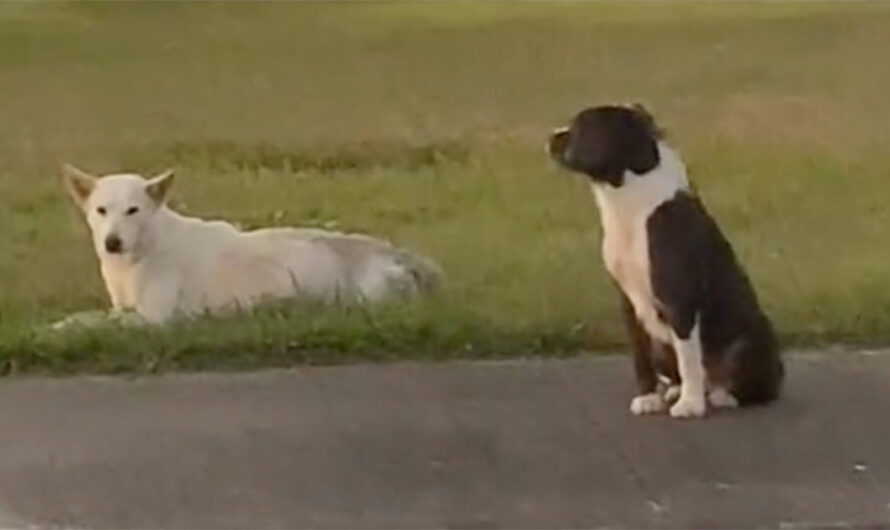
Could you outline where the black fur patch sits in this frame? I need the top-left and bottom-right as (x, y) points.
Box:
(647, 191), (784, 404)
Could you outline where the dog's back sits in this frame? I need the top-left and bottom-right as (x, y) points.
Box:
(238, 227), (442, 302)
(151, 215), (442, 315)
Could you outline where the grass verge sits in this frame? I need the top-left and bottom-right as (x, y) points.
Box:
(3, 2), (890, 374)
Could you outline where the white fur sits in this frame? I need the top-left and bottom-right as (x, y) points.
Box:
(664, 384), (681, 404)
(708, 387), (739, 409)
(630, 392), (667, 415)
(589, 144), (710, 418)
(62, 169), (440, 325)
(591, 143), (689, 345)
(669, 320), (707, 418)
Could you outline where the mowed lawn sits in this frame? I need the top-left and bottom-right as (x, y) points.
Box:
(2, 2), (890, 373)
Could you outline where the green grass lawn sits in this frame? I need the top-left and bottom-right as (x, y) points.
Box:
(3, 2), (890, 374)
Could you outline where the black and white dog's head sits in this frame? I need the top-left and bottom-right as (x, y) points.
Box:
(548, 104), (664, 187)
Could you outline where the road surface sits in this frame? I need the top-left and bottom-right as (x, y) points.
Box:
(0, 349), (887, 529)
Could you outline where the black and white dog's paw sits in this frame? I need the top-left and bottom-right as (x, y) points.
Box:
(663, 384), (681, 404)
(630, 393), (667, 415)
(669, 395), (707, 418)
(707, 388), (739, 409)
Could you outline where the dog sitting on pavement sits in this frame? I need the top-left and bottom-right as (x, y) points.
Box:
(547, 104), (784, 418)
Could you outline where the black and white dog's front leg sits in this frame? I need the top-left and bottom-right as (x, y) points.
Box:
(620, 292), (667, 415)
(666, 315), (707, 418)
(651, 274), (708, 418)
(648, 201), (711, 419)
(650, 269), (708, 418)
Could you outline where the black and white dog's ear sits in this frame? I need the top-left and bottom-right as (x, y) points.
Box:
(630, 102), (664, 138)
(622, 102), (662, 175)
(625, 106), (660, 175)
(625, 133), (660, 175)
(630, 102), (651, 115)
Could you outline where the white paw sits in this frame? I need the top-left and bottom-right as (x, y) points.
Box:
(630, 393), (667, 415)
(670, 396), (707, 418)
(664, 384), (681, 404)
(708, 388), (739, 409)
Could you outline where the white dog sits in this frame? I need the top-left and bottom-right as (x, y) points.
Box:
(59, 165), (441, 325)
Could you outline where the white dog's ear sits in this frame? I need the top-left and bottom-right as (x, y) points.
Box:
(145, 169), (175, 205)
(62, 164), (97, 208)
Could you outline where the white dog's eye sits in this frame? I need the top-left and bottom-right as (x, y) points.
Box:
(96, 207), (107, 216)
(126, 206), (139, 216)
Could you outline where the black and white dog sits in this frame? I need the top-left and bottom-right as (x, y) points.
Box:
(548, 104), (784, 418)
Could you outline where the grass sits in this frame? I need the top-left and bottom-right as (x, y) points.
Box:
(2, 2), (890, 374)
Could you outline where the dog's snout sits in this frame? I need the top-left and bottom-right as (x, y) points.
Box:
(547, 126), (570, 161)
(104, 234), (123, 253)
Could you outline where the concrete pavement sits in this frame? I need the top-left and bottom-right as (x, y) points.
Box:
(0, 350), (888, 529)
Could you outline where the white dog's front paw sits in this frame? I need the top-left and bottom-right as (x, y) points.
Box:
(669, 396), (707, 418)
(630, 393), (667, 415)
(708, 388), (739, 409)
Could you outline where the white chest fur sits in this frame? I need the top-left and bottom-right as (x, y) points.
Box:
(591, 144), (690, 343)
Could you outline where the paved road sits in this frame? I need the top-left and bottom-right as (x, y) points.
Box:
(0, 350), (888, 529)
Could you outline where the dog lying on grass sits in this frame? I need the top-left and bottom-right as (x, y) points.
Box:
(548, 104), (784, 418)
(56, 165), (441, 327)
